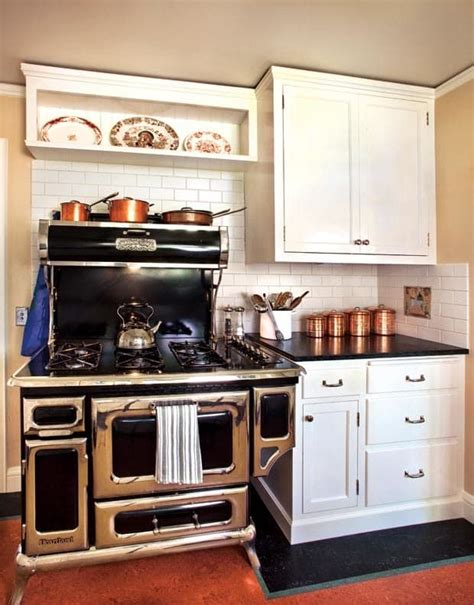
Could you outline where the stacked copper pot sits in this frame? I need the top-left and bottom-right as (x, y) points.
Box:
(306, 304), (396, 337)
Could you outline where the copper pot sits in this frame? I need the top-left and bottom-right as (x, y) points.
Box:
(107, 197), (153, 223)
(60, 192), (119, 222)
(161, 206), (246, 226)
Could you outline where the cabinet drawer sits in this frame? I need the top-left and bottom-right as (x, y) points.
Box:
(366, 443), (459, 506)
(368, 360), (459, 393)
(367, 393), (459, 445)
(302, 367), (365, 399)
(95, 486), (247, 548)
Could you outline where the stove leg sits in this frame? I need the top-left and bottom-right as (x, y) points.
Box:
(242, 528), (260, 570)
(9, 550), (35, 605)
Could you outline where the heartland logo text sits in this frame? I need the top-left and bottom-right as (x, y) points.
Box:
(39, 537), (74, 545)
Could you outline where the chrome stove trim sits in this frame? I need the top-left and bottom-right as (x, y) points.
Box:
(40, 219), (226, 231)
(9, 357), (302, 388)
(23, 396), (85, 436)
(9, 524), (258, 605)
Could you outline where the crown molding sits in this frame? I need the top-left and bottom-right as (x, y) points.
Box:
(436, 66), (474, 98)
(0, 83), (25, 97)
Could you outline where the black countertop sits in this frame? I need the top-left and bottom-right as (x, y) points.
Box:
(247, 332), (469, 362)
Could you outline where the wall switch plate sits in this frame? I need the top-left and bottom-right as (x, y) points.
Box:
(15, 307), (29, 326)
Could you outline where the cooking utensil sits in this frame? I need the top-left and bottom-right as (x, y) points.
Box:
(250, 294), (266, 313)
(60, 192), (119, 222)
(161, 206), (246, 226)
(116, 300), (161, 350)
(107, 197), (154, 223)
(288, 290), (309, 310)
(263, 294), (284, 341)
(278, 291), (293, 309)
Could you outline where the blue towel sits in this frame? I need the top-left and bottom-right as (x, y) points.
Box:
(21, 267), (50, 357)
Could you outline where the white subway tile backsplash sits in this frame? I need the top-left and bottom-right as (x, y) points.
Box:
(30, 160), (469, 347)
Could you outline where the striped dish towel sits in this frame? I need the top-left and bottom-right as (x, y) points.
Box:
(154, 401), (203, 485)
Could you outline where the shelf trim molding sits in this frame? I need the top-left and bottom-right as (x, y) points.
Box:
(0, 83), (25, 98)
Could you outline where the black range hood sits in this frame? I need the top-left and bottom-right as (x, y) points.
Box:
(38, 220), (229, 268)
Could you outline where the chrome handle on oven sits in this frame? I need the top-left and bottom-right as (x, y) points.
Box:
(404, 469), (425, 479)
(405, 415), (425, 424)
(192, 512), (201, 529)
(406, 374), (426, 383)
(322, 379), (343, 387)
(152, 515), (160, 535)
(122, 229), (151, 236)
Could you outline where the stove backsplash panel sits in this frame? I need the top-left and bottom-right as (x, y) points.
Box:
(54, 266), (211, 340)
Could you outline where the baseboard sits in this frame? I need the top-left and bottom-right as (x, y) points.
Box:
(6, 465), (21, 492)
(463, 490), (474, 523)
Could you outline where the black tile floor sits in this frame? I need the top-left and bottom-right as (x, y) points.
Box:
(250, 490), (474, 595)
(0, 492), (21, 519)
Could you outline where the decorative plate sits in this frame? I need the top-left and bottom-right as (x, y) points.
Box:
(183, 131), (232, 154)
(40, 116), (102, 145)
(110, 116), (179, 150)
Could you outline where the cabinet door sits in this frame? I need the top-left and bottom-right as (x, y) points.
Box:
(358, 95), (431, 256)
(303, 400), (359, 514)
(282, 85), (359, 254)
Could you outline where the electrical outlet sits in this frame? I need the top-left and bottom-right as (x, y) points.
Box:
(16, 307), (29, 326)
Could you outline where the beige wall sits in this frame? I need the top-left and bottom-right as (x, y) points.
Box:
(0, 94), (32, 474)
(436, 79), (474, 493)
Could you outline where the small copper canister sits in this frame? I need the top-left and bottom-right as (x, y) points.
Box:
(326, 310), (346, 337)
(349, 307), (371, 336)
(306, 313), (326, 338)
(373, 305), (396, 335)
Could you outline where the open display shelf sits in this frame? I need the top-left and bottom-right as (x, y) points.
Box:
(22, 63), (257, 169)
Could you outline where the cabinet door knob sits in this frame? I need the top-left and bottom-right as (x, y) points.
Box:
(362, 239), (370, 245)
(354, 239), (362, 245)
(305, 415), (314, 422)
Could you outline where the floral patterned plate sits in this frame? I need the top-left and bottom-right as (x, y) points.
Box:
(183, 131), (232, 154)
(40, 116), (102, 145)
(110, 116), (179, 150)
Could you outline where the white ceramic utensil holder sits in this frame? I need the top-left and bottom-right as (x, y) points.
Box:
(260, 310), (292, 340)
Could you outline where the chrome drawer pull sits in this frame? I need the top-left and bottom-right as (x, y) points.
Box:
(404, 469), (425, 479)
(322, 379), (343, 388)
(405, 415), (425, 424)
(406, 374), (426, 383)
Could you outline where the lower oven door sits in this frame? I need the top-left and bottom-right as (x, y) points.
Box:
(252, 386), (295, 477)
(24, 438), (88, 555)
(95, 486), (247, 548)
(92, 392), (249, 499)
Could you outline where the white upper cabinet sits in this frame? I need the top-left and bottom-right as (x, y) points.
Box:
(245, 67), (436, 264)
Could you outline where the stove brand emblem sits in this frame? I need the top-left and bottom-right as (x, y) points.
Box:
(115, 238), (157, 252)
(39, 536), (74, 545)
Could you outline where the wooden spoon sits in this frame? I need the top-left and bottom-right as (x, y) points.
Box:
(289, 290), (310, 310)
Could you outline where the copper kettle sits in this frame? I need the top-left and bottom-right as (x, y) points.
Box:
(116, 301), (161, 350)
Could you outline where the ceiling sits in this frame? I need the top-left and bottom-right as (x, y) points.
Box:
(0, 0), (472, 89)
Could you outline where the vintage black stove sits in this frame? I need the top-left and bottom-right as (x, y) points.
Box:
(8, 218), (301, 605)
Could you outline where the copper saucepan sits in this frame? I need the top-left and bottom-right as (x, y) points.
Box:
(160, 206), (246, 226)
(107, 197), (154, 223)
(60, 192), (119, 222)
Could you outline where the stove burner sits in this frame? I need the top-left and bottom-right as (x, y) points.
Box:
(169, 341), (228, 369)
(46, 341), (102, 371)
(115, 348), (164, 371)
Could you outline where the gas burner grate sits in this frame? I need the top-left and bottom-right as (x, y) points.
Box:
(169, 341), (228, 369)
(115, 348), (164, 371)
(46, 341), (102, 371)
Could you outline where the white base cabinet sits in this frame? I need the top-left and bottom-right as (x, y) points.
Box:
(253, 355), (466, 544)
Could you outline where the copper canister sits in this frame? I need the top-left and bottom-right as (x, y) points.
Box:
(373, 305), (396, 335)
(366, 305), (378, 332)
(343, 308), (354, 333)
(327, 310), (346, 337)
(349, 307), (371, 336)
(306, 313), (326, 338)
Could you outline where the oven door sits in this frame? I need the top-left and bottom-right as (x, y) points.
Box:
(252, 386), (295, 477)
(24, 438), (89, 555)
(92, 392), (249, 499)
